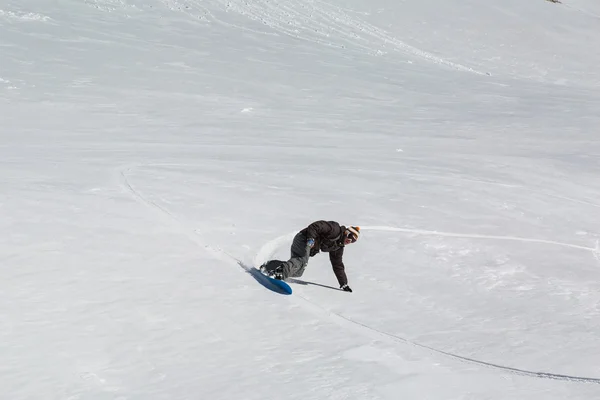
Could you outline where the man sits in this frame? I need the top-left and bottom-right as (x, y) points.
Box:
(260, 220), (360, 292)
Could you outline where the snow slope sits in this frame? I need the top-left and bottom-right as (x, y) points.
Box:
(2, 0), (600, 399)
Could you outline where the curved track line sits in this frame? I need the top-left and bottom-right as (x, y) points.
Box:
(295, 296), (600, 384)
(120, 166), (179, 220)
(361, 226), (597, 253)
(544, 192), (600, 209)
(118, 165), (231, 262)
(563, 3), (600, 20)
(255, 227), (600, 384)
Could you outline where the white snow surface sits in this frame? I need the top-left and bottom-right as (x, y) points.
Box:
(2, 0), (600, 398)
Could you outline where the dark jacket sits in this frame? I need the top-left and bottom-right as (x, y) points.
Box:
(300, 220), (348, 286)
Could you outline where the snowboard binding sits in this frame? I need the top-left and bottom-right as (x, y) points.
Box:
(260, 261), (285, 280)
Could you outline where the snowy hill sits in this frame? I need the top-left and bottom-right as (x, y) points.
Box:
(2, 0), (600, 399)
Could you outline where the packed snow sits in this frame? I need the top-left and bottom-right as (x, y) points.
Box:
(2, 0), (600, 399)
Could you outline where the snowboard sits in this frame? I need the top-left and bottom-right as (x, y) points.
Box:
(262, 272), (293, 294)
(258, 260), (292, 295)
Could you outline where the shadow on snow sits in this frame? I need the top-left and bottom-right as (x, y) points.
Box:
(287, 278), (341, 291)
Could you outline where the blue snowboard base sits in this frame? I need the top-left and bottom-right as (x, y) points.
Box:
(263, 273), (293, 295)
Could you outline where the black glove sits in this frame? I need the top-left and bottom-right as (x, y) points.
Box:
(341, 284), (353, 292)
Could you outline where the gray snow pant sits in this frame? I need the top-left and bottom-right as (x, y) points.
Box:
(281, 232), (311, 279)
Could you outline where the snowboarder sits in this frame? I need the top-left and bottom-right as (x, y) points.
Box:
(260, 221), (360, 292)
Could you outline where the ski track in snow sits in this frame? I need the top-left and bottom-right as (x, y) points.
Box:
(118, 165), (231, 262)
(362, 226), (598, 253)
(169, 0), (486, 75)
(563, 3), (600, 20)
(118, 165), (600, 385)
(298, 298), (600, 385)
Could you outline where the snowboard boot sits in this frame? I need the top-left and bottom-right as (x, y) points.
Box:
(270, 264), (284, 280)
(260, 262), (284, 280)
